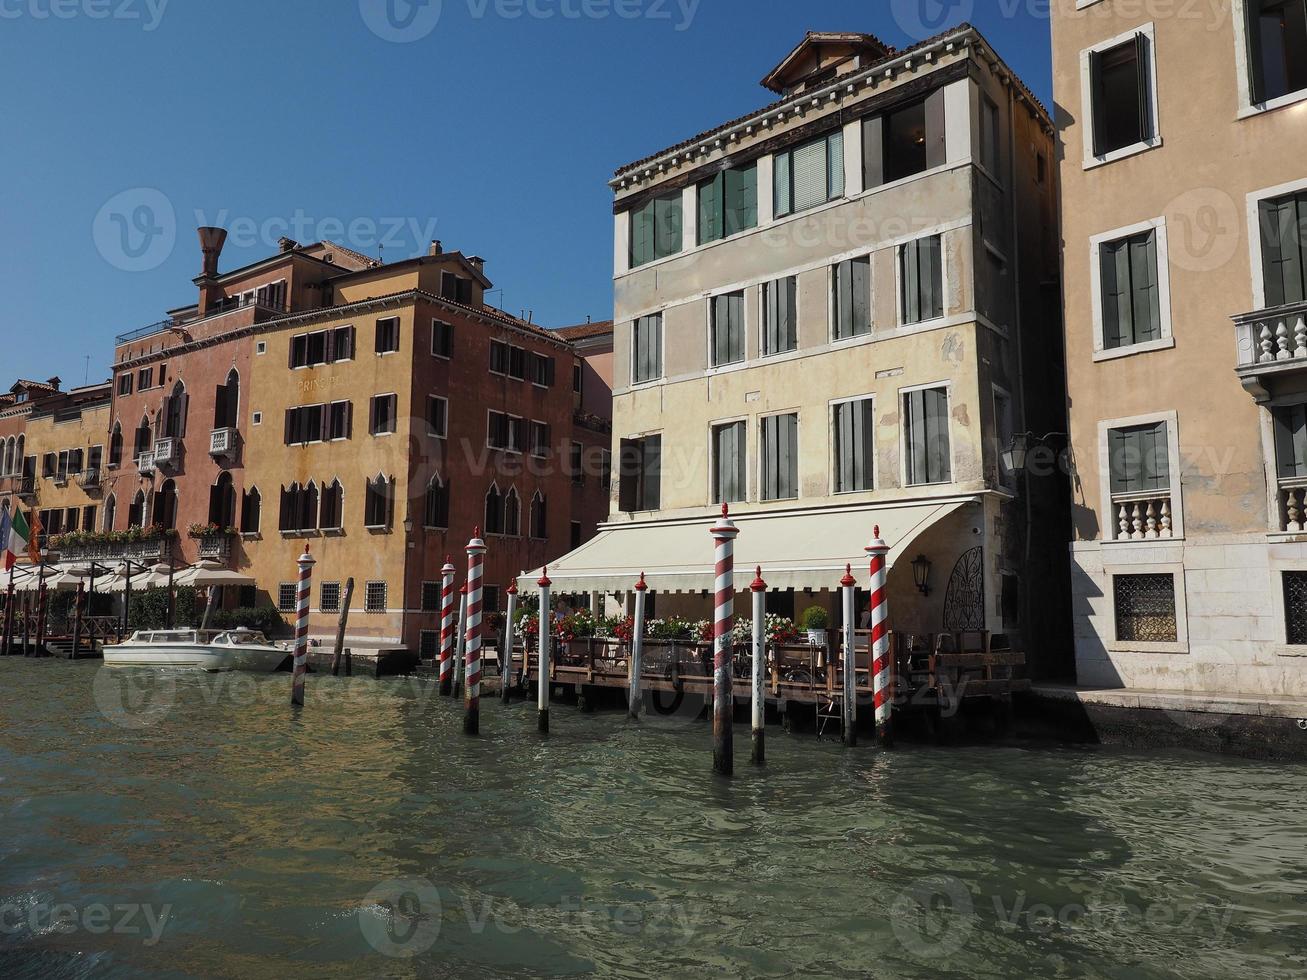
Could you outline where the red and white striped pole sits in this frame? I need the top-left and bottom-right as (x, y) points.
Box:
(453, 584), (468, 700)
(438, 556), (456, 697)
(710, 504), (738, 777)
(291, 545), (315, 707)
(840, 563), (858, 747)
(537, 568), (552, 734)
(503, 581), (518, 703)
(628, 572), (647, 721)
(464, 529), (485, 735)
(865, 526), (892, 748)
(750, 565), (766, 765)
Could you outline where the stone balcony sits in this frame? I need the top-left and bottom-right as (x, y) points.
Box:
(195, 534), (233, 560)
(1110, 491), (1174, 542)
(209, 427), (238, 458)
(1233, 300), (1307, 400)
(56, 536), (172, 564)
(1279, 479), (1307, 534)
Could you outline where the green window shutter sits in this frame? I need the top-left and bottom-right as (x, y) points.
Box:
(783, 276), (797, 351)
(724, 164), (758, 236)
(764, 281), (779, 355)
(654, 193), (683, 260)
(1144, 421), (1169, 491)
(1129, 232), (1162, 342)
(791, 138), (826, 212)
(863, 116), (885, 190)
(774, 151), (792, 217)
(852, 258), (870, 336)
(925, 387), (951, 483)
(1100, 240), (1132, 348)
(827, 129), (845, 200)
(630, 201), (655, 268)
(834, 261), (852, 339)
(1275, 404), (1307, 479)
(921, 236), (943, 321)
(1134, 33), (1152, 143)
(698, 173), (723, 246)
(902, 241), (921, 324)
(1261, 194), (1306, 308)
(644, 436), (661, 511)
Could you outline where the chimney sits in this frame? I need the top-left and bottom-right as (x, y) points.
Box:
(467, 255), (485, 272)
(196, 227), (228, 317)
(278, 237), (299, 253)
(46, 376), (61, 391)
(428, 240), (443, 256)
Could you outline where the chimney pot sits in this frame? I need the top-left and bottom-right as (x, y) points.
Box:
(197, 227), (228, 278)
(429, 240), (442, 256)
(278, 237), (298, 253)
(46, 376), (61, 390)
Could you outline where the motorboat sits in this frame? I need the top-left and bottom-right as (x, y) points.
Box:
(103, 628), (291, 673)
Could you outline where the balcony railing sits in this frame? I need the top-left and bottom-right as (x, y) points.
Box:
(56, 537), (170, 563)
(1280, 480), (1307, 534)
(16, 477), (36, 501)
(76, 469), (103, 492)
(1233, 301), (1307, 396)
(137, 451), (156, 475)
(196, 534), (232, 560)
(1110, 491), (1174, 541)
(210, 427), (237, 457)
(152, 437), (178, 469)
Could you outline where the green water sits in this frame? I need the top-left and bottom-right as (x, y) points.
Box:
(1, 659), (1305, 979)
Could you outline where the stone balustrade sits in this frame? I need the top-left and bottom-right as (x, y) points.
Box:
(1111, 492), (1174, 541)
(1281, 483), (1307, 533)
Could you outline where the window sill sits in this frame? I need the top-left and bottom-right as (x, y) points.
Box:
(1107, 641), (1189, 655)
(1268, 531), (1307, 545)
(364, 526), (392, 534)
(322, 527), (345, 537)
(1101, 535), (1185, 547)
(706, 360), (748, 376)
(1083, 138), (1162, 171)
(241, 532), (261, 541)
(1092, 336), (1176, 362)
(1237, 87), (1307, 119)
(1274, 645), (1307, 658)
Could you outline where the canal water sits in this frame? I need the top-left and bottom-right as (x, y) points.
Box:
(1, 659), (1305, 979)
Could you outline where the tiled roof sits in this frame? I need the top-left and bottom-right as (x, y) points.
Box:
(554, 321), (614, 341)
(318, 239), (382, 269)
(12, 379), (59, 397)
(612, 23), (1049, 180)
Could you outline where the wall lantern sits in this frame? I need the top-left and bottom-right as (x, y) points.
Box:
(911, 554), (932, 597)
(1001, 433), (1030, 473)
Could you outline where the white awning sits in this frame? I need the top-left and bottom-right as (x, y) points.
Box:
(517, 497), (978, 594)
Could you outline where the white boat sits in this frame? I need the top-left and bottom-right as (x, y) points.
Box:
(103, 629), (291, 673)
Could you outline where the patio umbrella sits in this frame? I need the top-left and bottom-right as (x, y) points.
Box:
(177, 560), (255, 628)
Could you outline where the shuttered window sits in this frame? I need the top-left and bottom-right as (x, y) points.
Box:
(832, 257), (871, 340)
(865, 90), (947, 189)
(698, 164), (758, 245)
(629, 190), (683, 268)
(432, 320), (453, 358)
(711, 292), (746, 367)
(712, 421), (747, 504)
(632, 313), (663, 383)
(375, 317), (400, 354)
(761, 413), (799, 502)
(904, 387), (951, 486)
(1247, 0), (1307, 104)
(774, 130), (845, 218)
(833, 398), (875, 493)
(762, 277), (798, 355)
(1259, 191), (1307, 308)
(901, 236), (944, 325)
(1108, 422), (1170, 495)
(619, 436), (661, 512)
(1274, 404), (1307, 480)
(1089, 34), (1153, 157)
(1100, 230), (1162, 348)
(364, 477), (392, 529)
(369, 395), (397, 436)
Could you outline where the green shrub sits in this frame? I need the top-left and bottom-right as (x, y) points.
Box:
(127, 587), (199, 630)
(209, 606), (285, 635)
(799, 605), (829, 631)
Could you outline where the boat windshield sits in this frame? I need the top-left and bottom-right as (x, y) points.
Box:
(217, 630), (271, 646)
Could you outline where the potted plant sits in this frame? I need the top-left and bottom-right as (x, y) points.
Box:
(800, 605), (829, 646)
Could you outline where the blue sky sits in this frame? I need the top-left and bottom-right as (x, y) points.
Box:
(0, 0), (1052, 387)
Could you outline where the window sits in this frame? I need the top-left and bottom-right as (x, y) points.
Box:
(1274, 404), (1307, 479)
(241, 487), (261, 534)
(629, 189), (683, 268)
(573, 362), (583, 393)
(632, 313), (663, 384)
(484, 484), (504, 535)
(333, 325), (355, 361)
(601, 449), (612, 491)
(833, 397), (875, 494)
(284, 404), (326, 445)
(994, 389), (1016, 486)
(570, 442), (585, 486)
(761, 413), (799, 502)
(432, 319), (453, 358)
(87, 445), (102, 474)
(1258, 190), (1307, 308)
(487, 411), (524, 452)
(365, 581), (388, 613)
(1247, 0), (1307, 105)
(440, 272), (473, 304)
(1109, 422), (1170, 496)
(904, 387), (952, 486)
(278, 482), (317, 534)
(370, 394), (397, 436)
(103, 494), (115, 532)
(426, 396), (448, 438)
(133, 417), (151, 459)
(832, 257), (871, 340)
(979, 95), (1000, 175)
(214, 369), (240, 429)
(278, 584), (297, 613)
(529, 352), (555, 388)
(619, 435), (661, 512)
(290, 327), (354, 368)
(117, 374), (132, 397)
(509, 346), (526, 380)
(320, 480), (343, 531)
(375, 317), (400, 354)
(41, 453), (55, 478)
(503, 487), (521, 537)
(154, 479), (178, 530)
(530, 492), (547, 539)
(697, 163), (758, 245)
(424, 476), (449, 529)
(710, 291), (746, 368)
(208, 473), (236, 528)
(901, 236), (944, 325)
(64, 507), (79, 533)
(162, 382), (187, 439)
(321, 582), (342, 614)
(1113, 573), (1178, 643)
(328, 401), (352, 441)
(138, 367), (153, 390)
(529, 421), (551, 458)
(128, 491), (145, 529)
(1284, 571), (1307, 645)
(711, 421), (747, 504)
(484, 586), (502, 615)
(421, 581), (441, 612)
(1088, 33), (1154, 158)
(762, 277), (797, 356)
(774, 130), (844, 218)
(1099, 230), (1162, 349)
(82, 505), (96, 533)
(419, 630), (440, 659)
(865, 92), (946, 188)
(364, 476), (392, 529)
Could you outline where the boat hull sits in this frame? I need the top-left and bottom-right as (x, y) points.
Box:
(103, 645), (288, 673)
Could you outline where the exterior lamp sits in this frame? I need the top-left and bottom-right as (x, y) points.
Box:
(1001, 433), (1030, 473)
(911, 554), (932, 596)
(402, 515), (414, 536)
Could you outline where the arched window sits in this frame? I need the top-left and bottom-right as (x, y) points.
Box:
(128, 490), (146, 529)
(209, 473), (236, 528)
(153, 479), (178, 530)
(364, 474), (393, 530)
(103, 493), (116, 532)
(320, 479), (343, 531)
(530, 491), (547, 539)
(2, 437), (12, 476)
(241, 486), (261, 534)
(163, 381), (187, 439)
(424, 475), (449, 529)
(214, 369), (240, 430)
(484, 482), (503, 535)
(300, 481), (319, 533)
(109, 422), (123, 468)
(134, 416), (152, 459)
(503, 487), (521, 537)
(14, 435), (23, 474)
(279, 483), (300, 533)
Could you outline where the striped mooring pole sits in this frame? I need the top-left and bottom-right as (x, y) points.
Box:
(750, 565), (766, 765)
(464, 528), (486, 735)
(710, 504), (739, 777)
(840, 563), (857, 747)
(503, 581), (518, 703)
(537, 568), (552, 734)
(438, 556), (456, 697)
(866, 526), (892, 748)
(453, 584), (468, 700)
(628, 572), (647, 721)
(291, 545), (315, 707)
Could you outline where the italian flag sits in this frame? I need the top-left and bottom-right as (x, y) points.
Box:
(4, 509), (33, 571)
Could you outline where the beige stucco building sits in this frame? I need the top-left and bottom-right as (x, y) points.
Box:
(533, 26), (1069, 660)
(1053, 0), (1307, 694)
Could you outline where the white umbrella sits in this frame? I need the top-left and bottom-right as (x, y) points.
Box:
(175, 561), (255, 588)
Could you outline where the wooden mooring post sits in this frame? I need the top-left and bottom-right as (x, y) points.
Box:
(22, 592), (31, 656)
(750, 566), (766, 764)
(840, 564), (857, 747)
(72, 581), (86, 660)
(290, 546), (315, 707)
(331, 578), (354, 677)
(502, 581), (517, 704)
(866, 527), (892, 748)
(628, 573), (647, 721)
(537, 569), (552, 734)
(709, 505), (738, 777)
(35, 578), (48, 656)
(463, 529), (486, 736)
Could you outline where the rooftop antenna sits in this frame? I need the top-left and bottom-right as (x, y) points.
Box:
(83, 355), (90, 386)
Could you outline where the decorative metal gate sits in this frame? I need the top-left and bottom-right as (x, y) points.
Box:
(942, 547), (985, 632)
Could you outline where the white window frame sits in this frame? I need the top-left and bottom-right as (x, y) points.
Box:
(485, 410), (525, 455)
(1104, 562), (1190, 655)
(708, 415), (750, 505)
(894, 233), (950, 329)
(1232, 0), (1307, 118)
(1246, 175), (1307, 310)
(370, 393), (398, 437)
(757, 409), (801, 504)
(431, 318), (453, 359)
(899, 380), (955, 489)
(375, 317), (401, 357)
(758, 275), (801, 359)
(828, 393), (877, 496)
(1079, 22), (1163, 170)
(1270, 560), (1307, 657)
(1097, 409), (1185, 542)
(827, 253), (875, 346)
(1089, 216), (1176, 361)
(629, 311), (666, 387)
(256, 341), (267, 355)
(1261, 392), (1307, 537)
(252, 412), (263, 426)
(705, 289), (750, 373)
(426, 394), (448, 439)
